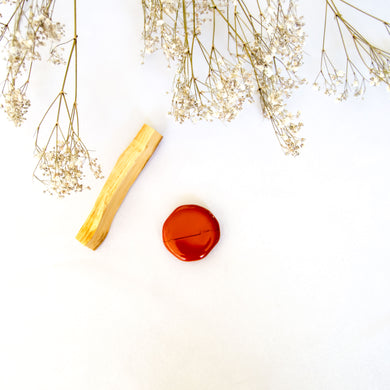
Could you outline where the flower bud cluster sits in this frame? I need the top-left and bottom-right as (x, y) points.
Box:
(35, 139), (103, 197)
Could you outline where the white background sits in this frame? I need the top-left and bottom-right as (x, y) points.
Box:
(0, 1), (390, 389)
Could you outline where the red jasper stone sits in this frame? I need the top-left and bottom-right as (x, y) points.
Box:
(162, 204), (220, 261)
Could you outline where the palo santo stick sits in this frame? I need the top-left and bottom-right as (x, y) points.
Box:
(76, 124), (162, 250)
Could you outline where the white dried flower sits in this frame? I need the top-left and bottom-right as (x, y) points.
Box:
(35, 140), (103, 197)
(0, 1), (64, 124)
(1, 85), (30, 126)
(143, 0), (306, 155)
(315, 1), (390, 100)
(1, 0), (102, 196)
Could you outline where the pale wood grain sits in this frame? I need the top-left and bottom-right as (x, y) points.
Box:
(76, 124), (163, 250)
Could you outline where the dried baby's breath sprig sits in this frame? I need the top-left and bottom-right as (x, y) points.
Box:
(143, 0), (306, 155)
(1, 0), (102, 196)
(315, 0), (390, 101)
(0, 0), (64, 126)
(33, 0), (103, 197)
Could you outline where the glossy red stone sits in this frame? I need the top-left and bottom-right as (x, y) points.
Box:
(162, 204), (220, 261)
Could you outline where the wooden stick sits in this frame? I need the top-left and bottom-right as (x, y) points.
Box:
(76, 124), (163, 250)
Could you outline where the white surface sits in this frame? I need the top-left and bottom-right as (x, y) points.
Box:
(0, 1), (390, 389)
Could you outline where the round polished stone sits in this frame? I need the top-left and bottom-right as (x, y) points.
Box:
(162, 204), (220, 261)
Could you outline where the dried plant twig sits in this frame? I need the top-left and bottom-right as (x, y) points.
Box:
(314, 0), (390, 100)
(0, 0), (102, 196)
(143, 0), (306, 155)
(32, 0), (103, 197)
